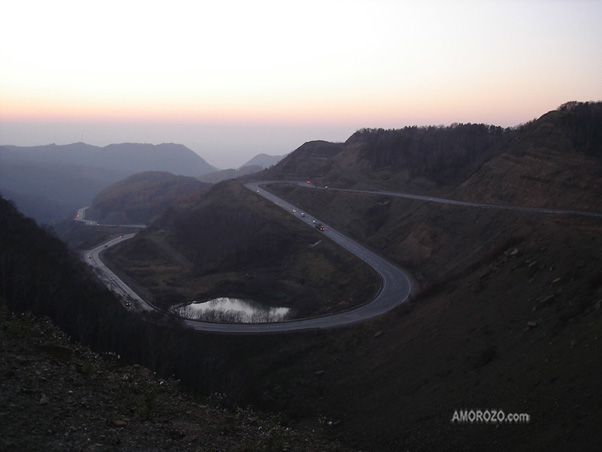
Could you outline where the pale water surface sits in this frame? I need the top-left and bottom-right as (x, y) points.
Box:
(173, 297), (291, 323)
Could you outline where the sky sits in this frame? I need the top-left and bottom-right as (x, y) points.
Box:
(1, 0), (601, 169)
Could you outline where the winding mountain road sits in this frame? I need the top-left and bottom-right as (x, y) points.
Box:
(82, 181), (415, 333)
(297, 182), (602, 219)
(83, 234), (153, 313)
(82, 180), (602, 334)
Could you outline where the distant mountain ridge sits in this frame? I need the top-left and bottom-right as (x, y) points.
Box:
(0, 142), (217, 176)
(0, 142), (217, 224)
(4, 102), (601, 225)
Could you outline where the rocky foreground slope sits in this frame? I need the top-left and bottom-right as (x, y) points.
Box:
(0, 301), (350, 452)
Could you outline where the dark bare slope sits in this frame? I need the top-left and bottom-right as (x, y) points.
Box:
(91, 171), (211, 225)
(264, 140), (344, 180)
(0, 142), (216, 177)
(262, 179), (602, 452)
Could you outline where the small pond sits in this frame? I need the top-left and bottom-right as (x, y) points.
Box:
(173, 297), (291, 323)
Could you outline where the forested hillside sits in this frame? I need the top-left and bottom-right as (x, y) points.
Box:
(262, 123), (514, 193)
(351, 122), (511, 186)
(263, 102), (602, 206)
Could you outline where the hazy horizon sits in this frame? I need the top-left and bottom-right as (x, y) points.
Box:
(2, 0), (601, 168)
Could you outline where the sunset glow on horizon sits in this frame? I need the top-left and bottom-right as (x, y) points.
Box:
(2, 0), (601, 167)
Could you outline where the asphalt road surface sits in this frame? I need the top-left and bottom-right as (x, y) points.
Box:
(74, 206), (147, 228)
(83, 234), (153, 313)
(296, 182), (602, 219)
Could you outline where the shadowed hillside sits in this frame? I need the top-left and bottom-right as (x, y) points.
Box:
(91, 171), (211, 225)
(264, 140), (344, 180)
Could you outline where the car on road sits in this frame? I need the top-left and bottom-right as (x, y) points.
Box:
(301, 212), (305, 217)
(315, 223), (325, 231)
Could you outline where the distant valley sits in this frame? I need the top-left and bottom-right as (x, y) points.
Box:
(198, 153), (285, 183)
(0, 142), (217, 224)
(0, 142), (284, 225)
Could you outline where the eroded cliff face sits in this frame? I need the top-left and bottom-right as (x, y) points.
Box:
(456, 103), (602, 211)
